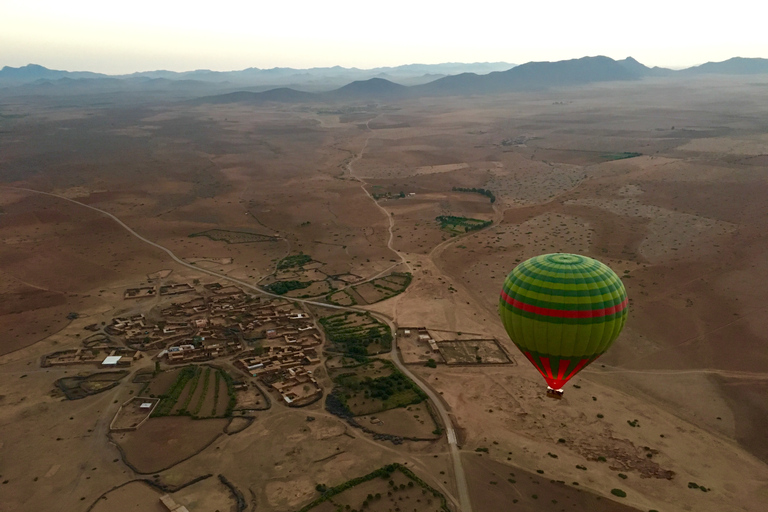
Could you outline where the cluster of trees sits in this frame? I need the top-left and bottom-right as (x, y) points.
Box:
(333, 361), (427, 408)
(218, 368), (238, 417)
(452, 186), (496, 203)
(319, 313), (392, 356)
(436, 215), (493, 232)
(277, 252), (312, 270)
(265, 280), (311, 295)
(360, 371), (421, 401)
(298, 463), (449, 512)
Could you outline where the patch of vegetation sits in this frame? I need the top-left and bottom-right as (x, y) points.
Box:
(319, 312), (392, 356)
(265, 280), (313, 295)
(475, 447), (489, 453)
(219, 368), (237, 417)
(425, 358), (437, 368)
(177, 367), (203, 415)
(601, 152), (642, 161)
(298, 463), (449, 512)
(452, 186), (496, 203)
(152, 366), (197, 417)
(191, 367), (211, 416)
(610, 488), (627, 498)
(150, 366), (234, 418)
(627, 419), (640, 427)
(278, 252), (312, 270)
(330, 359), (427, 415)
(688, 482), (710, 492)
(212, 370), (221, 416)
(436, 215), (492, 234)
(189, 229), (277, 243)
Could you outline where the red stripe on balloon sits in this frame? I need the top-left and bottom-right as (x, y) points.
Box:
(500, 290), (628, 319)
(523, 352), (547, 378)
(540, 357), (553, 379)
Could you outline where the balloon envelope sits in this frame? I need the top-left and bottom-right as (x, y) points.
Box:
(499, 253), (627, 390)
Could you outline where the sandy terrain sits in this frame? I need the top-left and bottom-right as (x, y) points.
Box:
(112, 417), (229, 473)
(2, 75), (768, 512)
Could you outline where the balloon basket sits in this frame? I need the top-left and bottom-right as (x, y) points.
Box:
(546, 387), (564, 399)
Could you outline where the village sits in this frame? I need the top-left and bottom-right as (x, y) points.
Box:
(43, 280), (326, 407)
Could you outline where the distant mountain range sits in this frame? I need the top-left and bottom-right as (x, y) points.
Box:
(0, 62), (515, 89)
(186, 56), (768, 105)
(1, 56), (767, 102)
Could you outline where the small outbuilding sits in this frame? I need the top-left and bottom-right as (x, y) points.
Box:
(101, 355), (122, 366)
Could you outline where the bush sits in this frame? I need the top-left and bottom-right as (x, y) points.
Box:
(611, 488), (627, 498)
(425, 359), (437, 368)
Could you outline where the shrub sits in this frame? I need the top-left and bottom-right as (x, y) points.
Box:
(611, 488), (627, 498)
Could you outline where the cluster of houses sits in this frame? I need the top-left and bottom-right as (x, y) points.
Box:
(124, 282), (326, 406)
(235, 346), (322, 405)
(41, 346), (143, 368)
(47, 280), (329, 407)
(405, 327), (439, 352)
(106, 314), (194, 351)
(123, 282), (194, 300)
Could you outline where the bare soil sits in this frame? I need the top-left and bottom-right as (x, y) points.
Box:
(113, 417), (228, 473)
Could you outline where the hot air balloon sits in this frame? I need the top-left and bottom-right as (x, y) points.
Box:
(499, 253), (627, 397)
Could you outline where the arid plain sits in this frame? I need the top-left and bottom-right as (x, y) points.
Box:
(2, 75), (768, 512)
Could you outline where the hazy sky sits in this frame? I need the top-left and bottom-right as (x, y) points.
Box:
(2, 0), (766, 74)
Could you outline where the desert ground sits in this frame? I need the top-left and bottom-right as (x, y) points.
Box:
(2, 75), (768, 512)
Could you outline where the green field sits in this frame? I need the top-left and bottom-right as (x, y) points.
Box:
(298, 463), (449, 512)
(319, 312), (392, 357)
(435, 215), (492, 234)
(278, 252), (313, 270)
(329, 360), (427, 416)
(452, 186), (496, 203)
(147, 365), (236, 418)
(188, 229), (278, 243)
(265, 280), (313, 295)
(601, 152), (642, 161)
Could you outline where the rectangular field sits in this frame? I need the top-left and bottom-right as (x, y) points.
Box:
(438, 339), (511, 365)
(147, 365), (234, 418)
